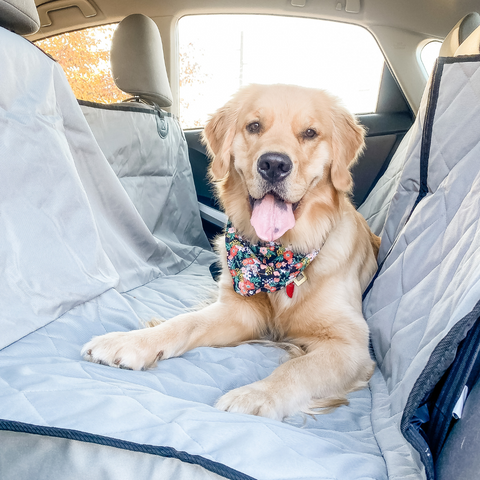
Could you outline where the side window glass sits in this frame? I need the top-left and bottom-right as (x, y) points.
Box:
(179, 15), (385, 129)
(35, 25), (128, 104)
(420, 40), (442, 75)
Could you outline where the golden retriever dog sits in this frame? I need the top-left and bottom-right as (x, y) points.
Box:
(82, 84), (380, 420)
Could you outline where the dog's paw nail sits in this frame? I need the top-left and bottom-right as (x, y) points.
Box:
(114, 358), (121, 365)
(86, 349), (92, 356)
(157, 350), (164, 360)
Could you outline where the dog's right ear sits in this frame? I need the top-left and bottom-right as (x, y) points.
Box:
(202, 99), (239, 180)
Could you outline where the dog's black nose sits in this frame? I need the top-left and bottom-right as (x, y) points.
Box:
(257, 153), (293, 183)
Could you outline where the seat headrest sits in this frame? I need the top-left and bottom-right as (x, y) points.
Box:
(439, 12), (480, 57)
(0, 0), (40, 35)
(111, 14), (173, 108)
(454, 24), (480, 55)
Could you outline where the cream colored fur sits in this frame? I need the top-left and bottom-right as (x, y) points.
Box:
(82, 84), (380, 421)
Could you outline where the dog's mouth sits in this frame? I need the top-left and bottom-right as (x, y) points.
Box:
(249, 193), (300, 242)
(249, 194), (300, 212)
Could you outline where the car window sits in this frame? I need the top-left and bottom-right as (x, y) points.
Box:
(35, 25), (128, 104)
(420, 40), (442, 75)
(178, 14), (385, 129)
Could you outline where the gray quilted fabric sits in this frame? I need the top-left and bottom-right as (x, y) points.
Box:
(363, 57), (480, 477)
(3, 20), (480, 480)
(0, 26), (387, 480)
(0, 281), (387, 480)
(357, 126), (414, 239)
(358, 78), (430, 258)
(80, 103), (211, 254)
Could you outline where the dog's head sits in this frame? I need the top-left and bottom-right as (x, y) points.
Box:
(202, 84), (365, 249)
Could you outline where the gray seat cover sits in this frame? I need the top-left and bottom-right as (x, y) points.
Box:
(0, 26), (387, 480)
(357, 79), (430, 247)
(79, 101), (210, 254)
(363, 56), (480, 479)
(3, 21), (480, 480)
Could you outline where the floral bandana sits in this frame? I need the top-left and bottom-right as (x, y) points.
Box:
(225, 222), (320, 297)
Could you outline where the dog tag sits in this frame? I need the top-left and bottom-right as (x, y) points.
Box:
(293, 272), (307, 286)
(286, 282), (295, 298)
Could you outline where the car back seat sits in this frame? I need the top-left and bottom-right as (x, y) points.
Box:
(3, 3), (480, 480)
(425, 23), (480, 479)
(361, 15), (480, 479)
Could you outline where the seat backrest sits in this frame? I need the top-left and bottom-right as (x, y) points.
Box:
(439, 12), (480, 56)
(358, 12), (480, 244)
(427, 25), (480, 477)
(454, 23), (480, 55)
(362, 17), (480, 479)
(80, 14), (210, 252)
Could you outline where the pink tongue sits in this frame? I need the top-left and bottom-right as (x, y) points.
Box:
(251, 194), (295, 241)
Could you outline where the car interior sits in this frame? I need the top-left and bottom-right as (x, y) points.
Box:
(2, 0), (480, 479)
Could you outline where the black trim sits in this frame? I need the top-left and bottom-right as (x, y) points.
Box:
(376, 63), (414, 117)
(359, 113), (412, 137)
(359, 133), (406, 207)
(363, 57), (444, 301)
(443, 53), (480, 64)
(410, 59), (443, 214)
(362, 255), (383, 300)
(400, 300), (480, 480)
(78, 99), (174, 118)
(427, 315), (480, 459)
(0, 419), (256, 480)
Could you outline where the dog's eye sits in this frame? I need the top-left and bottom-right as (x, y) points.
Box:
(247, 122), (261, 134)
(304, 129), (317, 139)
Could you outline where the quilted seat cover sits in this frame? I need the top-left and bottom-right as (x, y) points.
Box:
(362, 55), (480, 479)
(2, 22), (480, 480)
(0, 26), (387, 480)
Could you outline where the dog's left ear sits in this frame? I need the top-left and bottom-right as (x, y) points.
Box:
(330, 106), (366, 193)
(202, 98), (240, 180)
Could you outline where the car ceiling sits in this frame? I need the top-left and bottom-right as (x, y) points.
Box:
(31, 0), (478, 40)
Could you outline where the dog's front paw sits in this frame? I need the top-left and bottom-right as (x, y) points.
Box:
(215, 381), (288, 421)
(81, 330), (162, 371)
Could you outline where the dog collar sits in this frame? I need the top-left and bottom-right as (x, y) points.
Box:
(225, 222), (320, 297)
